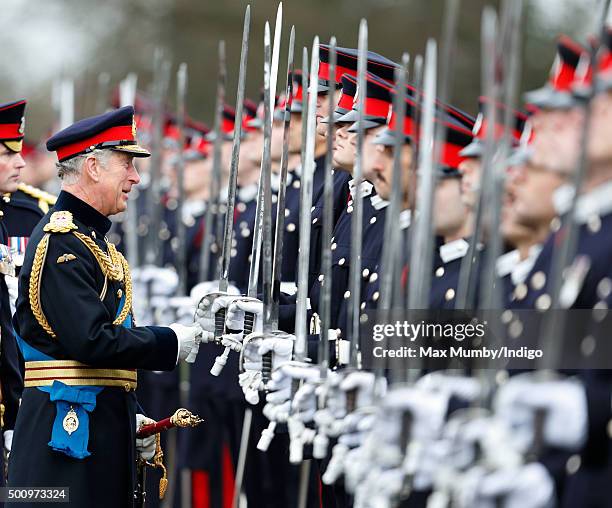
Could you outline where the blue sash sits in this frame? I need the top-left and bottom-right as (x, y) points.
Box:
(16, 294), (131, 459)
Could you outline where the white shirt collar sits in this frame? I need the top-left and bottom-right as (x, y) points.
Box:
(496, 249), (521, 278)
(371, 195), (389, 210)
(182, 200), (206, 222)
(439, 238), (470, 264)
(511, 245), (542, 286)
(348, 178), (374, 200)
(553, 179), (612, 223)
(238, 183), (258, 203)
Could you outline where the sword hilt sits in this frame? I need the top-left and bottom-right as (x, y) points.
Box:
(214, 307), (226, 342)
(243, 310), (255, 335)
(262, 351), (273, 386)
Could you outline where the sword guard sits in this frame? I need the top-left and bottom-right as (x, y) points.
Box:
(214, 307), (226, 341)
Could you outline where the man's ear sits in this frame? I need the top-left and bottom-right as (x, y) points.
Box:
(83, 155), (101, 183)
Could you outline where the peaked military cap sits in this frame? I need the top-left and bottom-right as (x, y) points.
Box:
(320, 74), (358, 124)
(318, 45), (398, 92)
(47, 105), (150, 161)
(524, 35), (586, 110)
(205, 104), (237, 141)
(344, 73), (394, 131)
(0, 99), (27, 153)
(460, 97), (529, 159)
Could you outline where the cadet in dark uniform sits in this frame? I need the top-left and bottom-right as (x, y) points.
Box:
(0, 99), (30, 485)
(7, 106), (203, 507)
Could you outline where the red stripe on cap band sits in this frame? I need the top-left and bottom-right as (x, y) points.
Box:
(552, 60), (578, 91)
(363, 97), (392, 118)
(56, 125), (134, 161)
(337, 90), (355, 111)
(0, 124), (23, 140)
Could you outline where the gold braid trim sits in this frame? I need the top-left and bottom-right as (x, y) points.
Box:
(72, 231), (124, 281)
(113, 255), (132, 326)
(29, 233), (56, 338)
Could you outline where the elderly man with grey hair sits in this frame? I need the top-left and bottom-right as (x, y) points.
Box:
(7, 106), (203, 507)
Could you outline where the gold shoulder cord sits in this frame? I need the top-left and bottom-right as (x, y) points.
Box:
(30, 212), (134, 337)
(30, 233), (55, 338)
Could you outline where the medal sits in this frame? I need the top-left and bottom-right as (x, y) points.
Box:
(62, 407), (79, 435)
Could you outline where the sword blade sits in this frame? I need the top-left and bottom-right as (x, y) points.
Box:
(218, 5), (251, 292)
(175, 63), (189, 297)
(294, 37), (320, 360)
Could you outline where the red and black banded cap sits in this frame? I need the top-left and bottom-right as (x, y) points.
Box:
(459, 96), (529, 159)
(318, 44), (398, 92)
(0, 99), (27, 153)
(344, 73), (395, 131)
(525, 35), (587, 110)
(320, 74), (358, 124)
(46, 105), (150, 162)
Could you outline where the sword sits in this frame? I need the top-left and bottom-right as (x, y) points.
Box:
(175, 63), (189, 298)
(269, 25), (296, 330)
(376, 57), (408, 380)
(212, 5), (251, 338)
(200, 40), (226, 282)
(346, 19), (368, 369)
(317, 38), (336, 376)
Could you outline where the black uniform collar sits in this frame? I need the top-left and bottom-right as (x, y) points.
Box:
(54, 191), (112, 236)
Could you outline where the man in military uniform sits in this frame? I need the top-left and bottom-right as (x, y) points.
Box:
(7, 106), (203, 507)
(0, 99), (31, 485)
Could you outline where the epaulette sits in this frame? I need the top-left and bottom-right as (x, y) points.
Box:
(43, 211), (78, 233)
(18, 183), (57, 213)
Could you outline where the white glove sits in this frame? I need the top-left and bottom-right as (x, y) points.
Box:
(195, 293), (238, 333)
(226, 299), (264, 333)
(340, 371), (377, 411)
(221, 332), (244, 352)
(494, 373), (588, 451)
(455, 463), (555, 508)
(171, 323), (203, 363)
(3, 429), (14, 453)
(239, 370), (263, 405)
(135, 414), (156, 461)
(416, 371), (483, 403)
(133, 265), (179, 296)
(190, 281), (240, 304)
(5, 274), (17, 315)
(258, 336), (294, 371)
(169, 296), (196, 324)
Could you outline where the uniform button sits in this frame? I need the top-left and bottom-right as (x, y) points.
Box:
(272, 195), (278, 204)
(445, 288), (455, 301)
(587, 214), (601, 233)
(331, 242), (337, 251)
(117, 289), (123, 299)
(240, 221), (248, 229)
(247, 254), (252, 263)
(566, 455), (581, 475)
(318, 274), (324, 282)
(607, 419), (612, 439)
(508, 319), (523, 339)
(347, 206), (353, 214)
(338, 258), (346, 266)
(211, 243), (219, 254)
(370, 216), (377, 224)
(231, 248), (237, 257)
(360, 314), (368, 324)
(360, 302), (366, 310)
(286, 223), (296, 232)
(344, 290), (351, 299)
(597, 277), (612, 299)
(312, 217), (318, 225)
(501, 310), (513, 324)
(369, 273), (378, 283)
(293, 180), (300, 189)
(237, 202), (247, 213)
(372, 291), (379, 301)
(535, 293), (551, 311)
(311, 206), (316, 212)
(550, 217), (561, 232)
(232, 238), (237, 247)
(241, 228), (251, 237)
(91, 230), (96, 239)
(435, 267), (444, 277)
(530, 271), (546, 291)
(581, 335), (596, 357)
(285, 208), (290, 217)
(362, 268), (370, 278)
(514, 283), (528, 300)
